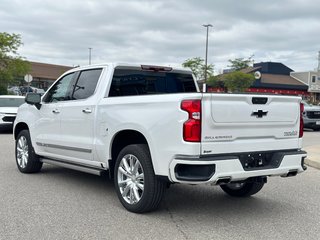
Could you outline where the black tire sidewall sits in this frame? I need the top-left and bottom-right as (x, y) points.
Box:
(114, 144), (160, 213)
(15, 130), (42, 173)
(220, 182), (264, 197)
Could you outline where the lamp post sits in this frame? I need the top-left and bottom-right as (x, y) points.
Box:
(88, 47), (92, 65)
(202, 24), (212, 92)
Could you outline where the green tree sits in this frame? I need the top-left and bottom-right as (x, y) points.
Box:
(224, 71), (255, 93)
(182, 57), (214, 80)
(228, 55), (254, 71)
(0, 32), (30, 94)
(207, 75), (224, 88)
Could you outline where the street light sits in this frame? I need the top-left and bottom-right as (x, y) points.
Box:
(88, 47), (92, 65)
(202, 24), (212, 92)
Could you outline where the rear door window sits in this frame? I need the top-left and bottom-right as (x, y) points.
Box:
(71, 69), (102, 100)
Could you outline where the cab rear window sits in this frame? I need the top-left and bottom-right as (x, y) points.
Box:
(109, 68), (196, 97)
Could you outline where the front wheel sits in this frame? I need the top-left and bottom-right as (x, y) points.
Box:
(220, 181), (264, 197)
(114, 144), (165, 213)
(15, 130), (43, 173)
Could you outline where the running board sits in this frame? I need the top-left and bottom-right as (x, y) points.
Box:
(40, 158), (105, 176)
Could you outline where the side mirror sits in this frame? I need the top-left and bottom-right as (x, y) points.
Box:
(25, 93), (42, 110)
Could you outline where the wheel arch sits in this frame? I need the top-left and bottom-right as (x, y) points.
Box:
(14, 122), (29, 140)
(109, 129), (151, 177)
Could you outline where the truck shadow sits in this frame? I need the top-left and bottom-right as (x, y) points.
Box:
(39, 165), (287, 219)
(159, 184), (287, 219)
(0, 125), (13, 134)
(40, 164), (114, 189)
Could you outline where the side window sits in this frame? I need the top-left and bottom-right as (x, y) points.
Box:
(44, 73), (75, 103)
(72, 69), (102, 100)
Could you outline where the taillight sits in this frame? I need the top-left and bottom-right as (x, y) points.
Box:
(299, 102), (304, 138)
(181, 100), (201, 142)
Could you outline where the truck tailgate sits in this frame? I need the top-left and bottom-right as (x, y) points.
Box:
(201, 94), (301, 155)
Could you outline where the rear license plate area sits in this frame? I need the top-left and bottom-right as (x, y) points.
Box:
(239, 152), (281, 171)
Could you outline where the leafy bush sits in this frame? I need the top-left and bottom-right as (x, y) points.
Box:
(224, 71), (255, 93)
(0, 85), (8, 95)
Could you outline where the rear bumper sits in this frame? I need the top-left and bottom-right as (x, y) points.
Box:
(169, 150), (307, 184)
(303, 119), (320, 129)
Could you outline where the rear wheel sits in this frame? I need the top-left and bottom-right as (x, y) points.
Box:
(15, 130), (43, 173)
(114, 144), (165, 213)
(220, 181), (264, 197)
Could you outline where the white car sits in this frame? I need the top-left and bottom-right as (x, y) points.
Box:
(0, 95), (25, 127)
(31, 87), (45, 95)
(7, 86), (21, 95)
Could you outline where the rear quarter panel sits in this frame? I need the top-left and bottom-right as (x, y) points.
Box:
(95, 93), (202, 176)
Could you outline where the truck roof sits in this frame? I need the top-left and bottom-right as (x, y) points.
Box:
(69, 63), (192, 74)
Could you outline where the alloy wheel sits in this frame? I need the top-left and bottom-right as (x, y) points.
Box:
(16, 136), (29, 168)
(117, 154), (144, 204)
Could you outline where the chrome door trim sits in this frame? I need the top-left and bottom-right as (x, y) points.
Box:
(36, 142), (92, 153)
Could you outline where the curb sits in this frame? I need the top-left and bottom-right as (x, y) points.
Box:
(305, 158), (320, 170)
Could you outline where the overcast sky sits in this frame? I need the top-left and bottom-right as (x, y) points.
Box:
(1, 0), (320, 73)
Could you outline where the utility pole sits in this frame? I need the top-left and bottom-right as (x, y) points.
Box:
(318, 51), (320, 72)
(88, 47), (92, 65)
(202, 24), (213, 92)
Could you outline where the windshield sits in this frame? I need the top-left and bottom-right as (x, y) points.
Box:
(0, 98), (25, 107)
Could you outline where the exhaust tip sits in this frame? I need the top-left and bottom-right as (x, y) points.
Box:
(216, 177), (232, 185)
(282, 170), (298, 178)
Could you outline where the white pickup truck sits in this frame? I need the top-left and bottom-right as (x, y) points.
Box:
(14, 63), (307, 213)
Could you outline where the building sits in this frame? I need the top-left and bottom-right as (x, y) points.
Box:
(27, 61), (73, 90)
(248, 62), (309, 96)
(291, 71), (320, 102)
(209, 62), (309, 96)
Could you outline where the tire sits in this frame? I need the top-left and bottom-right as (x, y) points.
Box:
(313, 127), (320, 131)
(15, 130), (43, 173)
(114, 144), (165, 213)
(220, 181), (264, 197)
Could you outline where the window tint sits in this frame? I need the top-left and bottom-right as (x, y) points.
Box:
(0, 98), (25, 107)
(44, 73), (75, 103)
(109, 68), (196, 97)
(72, 69), (102, 100)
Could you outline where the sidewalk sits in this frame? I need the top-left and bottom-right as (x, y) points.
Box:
(304, 145), (320, 170)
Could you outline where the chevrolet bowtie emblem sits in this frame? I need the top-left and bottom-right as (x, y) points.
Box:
(251, 110), (268, 118)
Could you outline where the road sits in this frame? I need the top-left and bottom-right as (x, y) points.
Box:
(0, 128), (319, 240)
(303, 129), (320, 147)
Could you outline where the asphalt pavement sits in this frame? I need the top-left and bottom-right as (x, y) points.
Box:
(0, 128), (320, 240)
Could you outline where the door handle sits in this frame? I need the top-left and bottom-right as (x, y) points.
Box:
(82, 108), (92, 114)
(52, 109), (60, 114)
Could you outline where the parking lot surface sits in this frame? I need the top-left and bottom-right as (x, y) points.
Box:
(0, 128), (319, 240)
